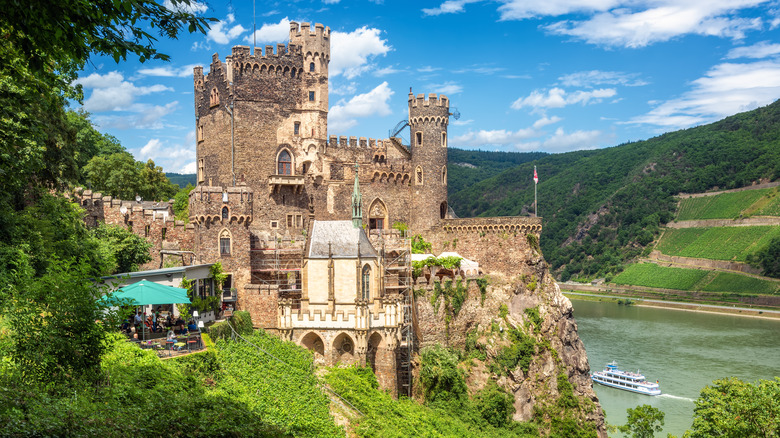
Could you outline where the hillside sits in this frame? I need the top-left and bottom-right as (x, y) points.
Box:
(450, 100), (780, 280)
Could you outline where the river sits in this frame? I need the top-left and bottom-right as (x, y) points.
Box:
(569, 298), (780, 437)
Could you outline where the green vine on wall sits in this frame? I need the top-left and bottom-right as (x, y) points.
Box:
(209, 261), (228, 289)
(430, 279), (469, 339)
(411, 234), (432, 254)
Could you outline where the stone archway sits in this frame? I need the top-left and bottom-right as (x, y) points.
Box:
(300, 331), (325, 365)
(440, 201), (448, 219)
(332, 332), (356, 365)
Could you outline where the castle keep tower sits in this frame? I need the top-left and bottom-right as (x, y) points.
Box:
(409, 92), (450, 231)
(193, 22), (331, 237)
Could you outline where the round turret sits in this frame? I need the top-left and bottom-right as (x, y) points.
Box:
(408, 92), (450, 231)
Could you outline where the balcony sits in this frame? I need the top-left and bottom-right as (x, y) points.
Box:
(268, 175), (305, 194)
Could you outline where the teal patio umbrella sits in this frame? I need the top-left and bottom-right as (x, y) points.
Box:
(102, 280), (191, 340)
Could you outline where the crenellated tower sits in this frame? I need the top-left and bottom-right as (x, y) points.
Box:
(409, 92), (450, 231)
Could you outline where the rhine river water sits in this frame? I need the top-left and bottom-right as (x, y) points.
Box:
(570, 298), (780, 437)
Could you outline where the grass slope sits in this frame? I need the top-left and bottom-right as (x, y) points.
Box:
(612, 263), (779, 294)
(677, 189), (773, 220)
(449, 100), (780, 280)
(656, 226), (780, 261)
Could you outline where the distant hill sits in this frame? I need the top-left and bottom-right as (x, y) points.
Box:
(166, 173), (196, 189)
(449, 100), (780, 280)
(447, 149), (547, 196)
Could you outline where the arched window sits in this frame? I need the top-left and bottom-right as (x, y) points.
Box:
(209, 88), (219, 107)
(368, 199), (388, 230)
(219, 229), (231, 255)
(361, 264), (371, 300)
(415, 166), (423, 185)
(219, 229), (232, 256)
(441, 132), (447, 147)
(442, 166), (447, 184)
(277, 150), (292, 175)
(309, 62), (315, 72)
(221, 206), (229, 220)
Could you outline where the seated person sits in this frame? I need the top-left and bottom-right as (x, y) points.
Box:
(174, 316), (185, 334)
(188, 320), (198, 332)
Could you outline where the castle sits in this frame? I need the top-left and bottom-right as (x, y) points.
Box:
(78, 22), (542, 395)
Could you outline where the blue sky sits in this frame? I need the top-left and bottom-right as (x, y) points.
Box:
(75, 0), (780, 175)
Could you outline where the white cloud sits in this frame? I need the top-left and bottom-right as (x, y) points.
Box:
(726, 40), (780, 59)
(133, 131), (197, 174)
(137, 64), (201, 78)
(207, 13), (246, 45)
(163, 0), (208, 14)
(323, 0), (340, 3)
(452, 119), (474, 126)
(423, 0), (482, 16)
(329, 82), (394, 132)
(75, 71), (172, 112)
(538, 127), (604, 152)
(330, 27), (391, 79)
(245, 17), (291, 45)
(511, 87), (616, 110)
(498, 0), (619, 20)
(417, 66), (441, 73)
(452, 65), (503, 75)
(629, 59), (780, 129)
(543, 1), (766, 48)
(427, 81), (463, 95)
(533, 116), (563, 128)
(329, 81), (358, 96)
(558, 70), (647, 87)
(451, 127), (539, 148)
(374, 66), (404, 77)
(91, 102), (180, 130)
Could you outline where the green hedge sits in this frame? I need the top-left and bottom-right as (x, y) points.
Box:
(209, 310), (254, 341)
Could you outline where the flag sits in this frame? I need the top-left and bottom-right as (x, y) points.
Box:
(533, 166), (539, 184)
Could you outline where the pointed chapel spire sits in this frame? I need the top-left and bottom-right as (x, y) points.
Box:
(352, 162), (362, 228)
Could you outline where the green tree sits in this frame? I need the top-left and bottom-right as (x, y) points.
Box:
(67, 109), (125, 180)
(685, 377), (780, 438)
(84, 153), (177, 201)
(747, 236), (780, 278)
(91, 222), (152, 274)
(618, 404), (665, 438)
(173, 183), (195, 222)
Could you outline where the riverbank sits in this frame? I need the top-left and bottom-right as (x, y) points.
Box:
(563, 290), (780, 320)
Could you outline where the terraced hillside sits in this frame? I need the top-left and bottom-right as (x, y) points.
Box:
(608, 186), (780, 306)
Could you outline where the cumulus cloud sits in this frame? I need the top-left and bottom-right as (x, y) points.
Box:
(207, 13), (246, 45)
(330, 27), (391, 79)
(75, 71), (172, 112)
(329, 82), (394, 132)
(91, 102), (180, 131)
(543, 1), (765, 48)
(423, 0), (482, 16)
(511, 87), (616, 110)
(245, 17), (291, 45)
(498, 0), (619, 20)
(726, 40), (780, 59)
(451, 127), (539, 148)
(558, 70), (647, 87)
(133, 131), (197, 174)
(536, 127), (604, 152)
(533, 116), (563, 128)
(628, 59), (780, 129)
(137, 64), (201, 78)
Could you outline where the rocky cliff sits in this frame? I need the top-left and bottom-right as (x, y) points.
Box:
(413, 246), (607, 437)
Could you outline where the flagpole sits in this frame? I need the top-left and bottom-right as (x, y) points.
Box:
(534, 165), (538, 217)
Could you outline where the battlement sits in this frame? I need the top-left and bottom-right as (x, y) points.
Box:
(228, 43), (302, 60)
(438, 216), (542, 235)
(409, 92), (449, 109)
(289, 22), (331, 42)
(189, 185), (253, 225)
(74, 188), (184, 226)
(328, 136), (391, 149)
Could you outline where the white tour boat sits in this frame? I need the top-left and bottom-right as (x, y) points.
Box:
(591, 361), (661, 395)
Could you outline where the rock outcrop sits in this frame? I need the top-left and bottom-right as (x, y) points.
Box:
(413, 250), (607, 437)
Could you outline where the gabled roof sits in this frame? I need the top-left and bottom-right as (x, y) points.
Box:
(308, 220), (378, 259)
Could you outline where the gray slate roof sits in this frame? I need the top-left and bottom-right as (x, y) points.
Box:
(308, 220), (378, 259)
